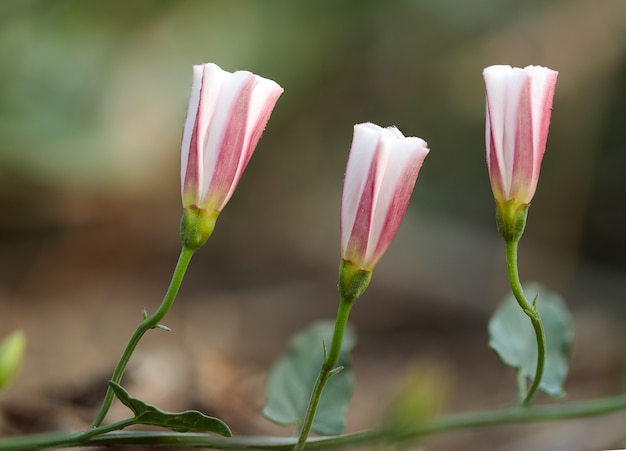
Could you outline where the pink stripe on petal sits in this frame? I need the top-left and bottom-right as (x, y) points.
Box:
(510, 79), (534, 201)
(203, 74), (256, 211)
(223, 77), (283, 206)
(345, 150), (378, 265)
(181, 65), (204, 206)
(487, 131), (505, 200)
(340, 123), (429, 270)
(179, 62), (283, 213)
(341, 126), (379, 254)
(195, 65), (228, 186)
(372, 149), (426, 266)
(183, 112), (202, 206)
(529, 68), (557, 197)
(483, 65), (557, 205)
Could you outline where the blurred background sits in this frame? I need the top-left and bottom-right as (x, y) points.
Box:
(1, 0), (625, 449)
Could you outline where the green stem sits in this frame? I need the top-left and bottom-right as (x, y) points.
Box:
(90, 246), (195, 428)
(294, 297), (354, 451)
(4, 393), (626, 450)
(505, 239), (547, 406)
(0, 418), (137, 451)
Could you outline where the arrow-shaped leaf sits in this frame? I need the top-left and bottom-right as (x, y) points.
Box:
(109, 381), (232, 436)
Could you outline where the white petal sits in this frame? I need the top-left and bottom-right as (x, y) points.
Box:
(484, 65), (527, 196)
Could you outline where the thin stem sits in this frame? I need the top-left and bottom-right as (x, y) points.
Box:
(294, 297), (354, 451)
(505, 239), (547, 406)
(90, 246), (195, 428)
(79, 417), (140, 442)
(0, 418), (137, 451)
(3, 393), (624, 450)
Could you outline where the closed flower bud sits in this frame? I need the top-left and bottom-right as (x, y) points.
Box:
(483, 65), (558, 242)
(339, 123), (429, 299)
(180, 63), (283, 249)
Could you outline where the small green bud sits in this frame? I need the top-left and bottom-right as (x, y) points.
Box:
(338, 259), (372, 304)
(180, 206), (218, 251)
(495, 200), (529, 244)
(0, 330), (26, 392)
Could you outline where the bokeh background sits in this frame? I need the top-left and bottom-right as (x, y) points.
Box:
(1, 1), (626, 449)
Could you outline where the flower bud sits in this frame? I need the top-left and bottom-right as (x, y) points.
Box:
(339, 123), (429, 293)
(179, 63), (283, 248)
(483, 65), (558, 241)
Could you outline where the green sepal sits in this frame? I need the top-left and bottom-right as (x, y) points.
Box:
(495, 200), (529, 243)
(108, 381), (232, 436)
(338, 259), (372, 303)
(180, 206), (218, 251)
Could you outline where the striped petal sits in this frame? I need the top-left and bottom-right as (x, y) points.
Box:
(341, 123), (429, 270)
(484, 65), (558, 205)
(180, 63), (283, 212)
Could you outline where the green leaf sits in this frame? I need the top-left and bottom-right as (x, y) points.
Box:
(108, 381), (232, 436)
(488, 283), (573, 398)
(0, 331), (26, 392)
(262, 321), (356, 435)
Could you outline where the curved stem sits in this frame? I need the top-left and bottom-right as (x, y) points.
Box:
(294, 297), (354, 451)
(505, 240), (547, 406)
(90, 246), (195, 428)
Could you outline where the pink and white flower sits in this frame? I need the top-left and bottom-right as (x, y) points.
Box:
(180, 62), (283, 213)
(340, 122), (429, 271)
(484, 65), (558, 207)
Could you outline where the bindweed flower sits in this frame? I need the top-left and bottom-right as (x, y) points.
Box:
(483, 65), (558, 242)
(339, 123), (429, 302)
(180, 63), (283, 250)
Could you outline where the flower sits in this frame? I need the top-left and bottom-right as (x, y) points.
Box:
(181, 62), (283, 212)
(340, 123), (429, 275)
(484, 64), (558, 208)
(483, 65), (558, 242)
(179, 63), (283, 249)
